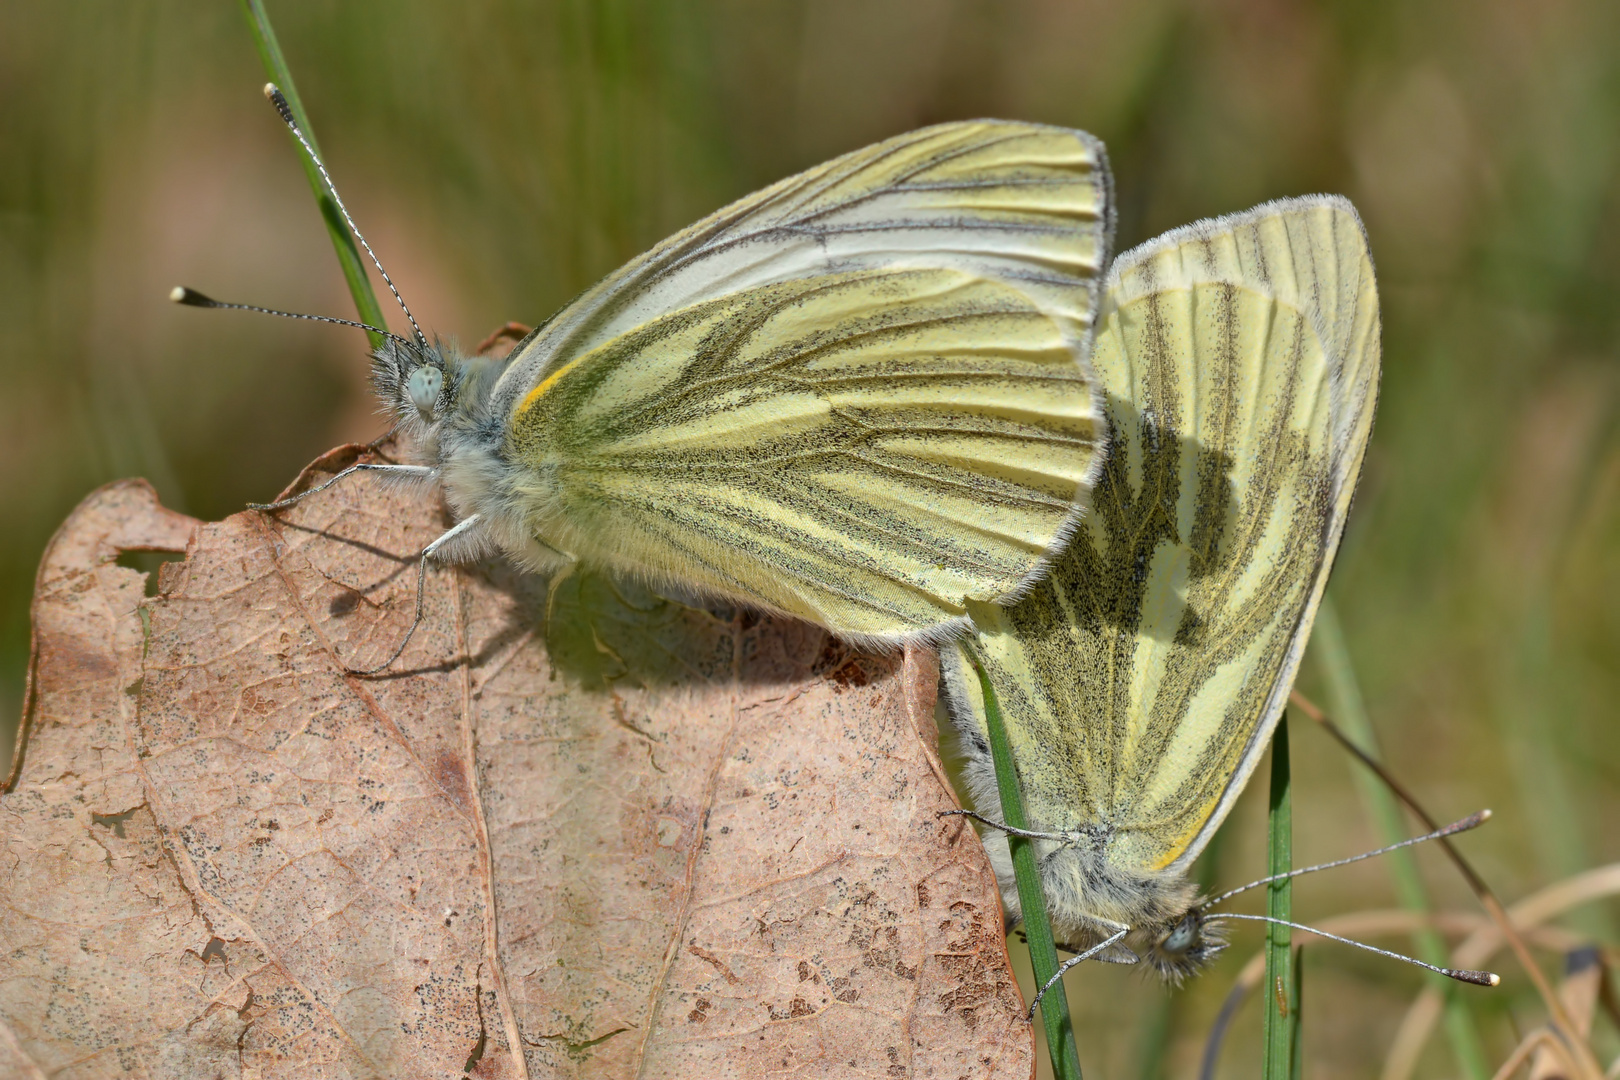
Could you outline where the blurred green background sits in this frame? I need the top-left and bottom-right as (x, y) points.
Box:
(2, 1), (1616, 1076)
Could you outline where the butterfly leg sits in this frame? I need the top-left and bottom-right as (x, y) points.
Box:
(366, 423), (403, 451)
(346, 513), (483, 676)
(1028, 920), (1131, 1018)
(250, 463), (435, 512)
(936, 809), (1075, 842)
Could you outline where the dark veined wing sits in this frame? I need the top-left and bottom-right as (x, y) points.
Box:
(500, 122), (1113, 642)
(944, 195), (1381, 873)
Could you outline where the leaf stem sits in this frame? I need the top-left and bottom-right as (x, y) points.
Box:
(973, 657), (1084, 1080)
(238, 0), (389, 349)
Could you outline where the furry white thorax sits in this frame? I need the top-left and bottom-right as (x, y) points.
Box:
(371, 337), (572, 575)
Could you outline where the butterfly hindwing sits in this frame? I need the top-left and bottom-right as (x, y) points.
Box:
(496, 122), (1112, 642)
(944, 196), (1380, 919)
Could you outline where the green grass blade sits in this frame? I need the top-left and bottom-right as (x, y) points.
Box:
(973, 657), (1084, 1080)
(1315, 596), (1490, 1080)
(239, 0), (389, 349)
(1262, 714), (1296, 1077)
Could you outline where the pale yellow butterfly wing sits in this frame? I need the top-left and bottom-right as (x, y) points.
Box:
(945, 196), (1380, 880)
(496, 122), (1111, 643)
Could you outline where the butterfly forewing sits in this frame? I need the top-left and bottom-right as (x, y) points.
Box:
(500, 122), (1112, 642)
(946, 196), (1380, 882)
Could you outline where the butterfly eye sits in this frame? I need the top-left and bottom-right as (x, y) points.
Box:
(1161, 913), (1200, 955)
(406, 365), (443, 419)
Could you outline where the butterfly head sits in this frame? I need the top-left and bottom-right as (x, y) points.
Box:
(373, 336), (460, 427)
(1028, 838), (1225, 983)
(1139, 906), (1226, 984)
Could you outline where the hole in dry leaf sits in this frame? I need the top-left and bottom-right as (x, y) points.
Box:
(329, 587), (363, 616)
(91, 808), (140, 838)
(462, 1026), (486, 1072)
(115, 550), (186, 597)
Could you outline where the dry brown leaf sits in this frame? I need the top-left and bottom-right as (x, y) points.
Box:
(0, 447), (1033, 1079)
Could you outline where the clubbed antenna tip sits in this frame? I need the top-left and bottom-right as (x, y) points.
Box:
(1447, 968), (1501, 987)
(264, 84), (297, 129)
(171, 286), (213, 306)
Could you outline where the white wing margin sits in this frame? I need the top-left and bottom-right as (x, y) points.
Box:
(493, 121), (1114, 418)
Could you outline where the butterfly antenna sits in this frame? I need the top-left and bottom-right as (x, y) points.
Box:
(168, 286), (419, 352)
(1203, 810), (1491, 909)
(262, 83), (426, 350)
(1204, 913), (1498, 987)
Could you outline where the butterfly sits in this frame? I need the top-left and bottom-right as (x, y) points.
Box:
(182, 94), (1116, 668)
(941, 195), (1382, 981)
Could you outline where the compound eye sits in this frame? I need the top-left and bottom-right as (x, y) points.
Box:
(1162, 914), (1200, 955)
(406, 366), (443, 419)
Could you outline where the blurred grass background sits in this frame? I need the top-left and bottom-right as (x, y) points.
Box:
(2, 1), (1617, 1075)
